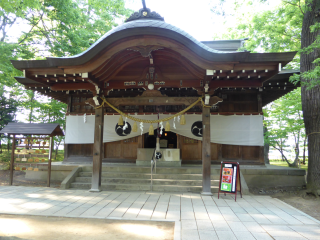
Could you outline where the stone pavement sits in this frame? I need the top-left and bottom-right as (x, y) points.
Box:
(0, 186), (319, 240)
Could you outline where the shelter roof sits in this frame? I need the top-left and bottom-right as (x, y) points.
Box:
(0, 123), (64, 136)
(201, 39), (248, 52)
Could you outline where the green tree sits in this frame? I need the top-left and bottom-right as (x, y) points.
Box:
(0, 87), (18, 153)
(35, 97), (67, 160)
(264, 88), (305, 167)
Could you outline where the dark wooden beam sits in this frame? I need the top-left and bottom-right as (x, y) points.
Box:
(77, 95), (223, 107)
(51, 83), (96, 92)
(104, 79), (202, 90)
(210, 80), (263, 89)
(90, 106), (104, 192)
(202, 106), (212, 195)
(257, 93), (262, 112)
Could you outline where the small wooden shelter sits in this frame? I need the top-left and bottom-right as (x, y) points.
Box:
(9, 4), (298, 193)
(0, 122), (64, 187)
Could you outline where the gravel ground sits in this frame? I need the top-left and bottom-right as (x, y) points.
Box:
(250, 186), (320, 221)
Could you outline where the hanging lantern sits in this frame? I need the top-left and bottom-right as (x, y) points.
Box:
(132, 122), (138, 132)
(149, 124), (154, 135)
(180, 114), (186, 125)
(165, 121), (170, 131)
(118, 115), (124, 126)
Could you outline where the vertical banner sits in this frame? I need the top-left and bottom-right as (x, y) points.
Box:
(218, 162), (242, 201)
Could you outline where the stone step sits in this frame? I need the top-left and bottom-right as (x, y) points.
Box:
(81, 166), (221, 174)
(70, 182), (220, 193)
(74, 177), (220, 186)
(78, 172), (221, 180)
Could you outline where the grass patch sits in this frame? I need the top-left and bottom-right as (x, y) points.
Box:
(269, 159), (308, 171)
(53, 150), (64, 162)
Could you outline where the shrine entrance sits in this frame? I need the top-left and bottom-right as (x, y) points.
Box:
(144, 131), (177, 149)
(10, 1), (298, 193)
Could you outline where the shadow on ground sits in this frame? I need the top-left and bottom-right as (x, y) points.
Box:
(0, 215), (174, 240)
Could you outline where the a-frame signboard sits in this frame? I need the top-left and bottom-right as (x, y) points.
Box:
(218, 161), (242, 201)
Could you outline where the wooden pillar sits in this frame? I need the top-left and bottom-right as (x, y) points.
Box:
(259, 146), (265, 164)
(64, 95), (72, 161)
(258, 93), (264, 163)
(64, 144), (69, 159)
(202, 106), (212, 195)
(47, 136), (53, 187)
(9, 135), (16, 186)
(257, 93), (262, 112)
(138, 135), (143, 148)
(176, 134), (180, 149)
(90, 106), (104, 192)
(218, 144), (223, 161)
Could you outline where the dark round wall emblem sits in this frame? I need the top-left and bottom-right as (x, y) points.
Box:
(155, 152), (162, 160)
(115, 122), (132, 136)
(191, 121), (203, 137)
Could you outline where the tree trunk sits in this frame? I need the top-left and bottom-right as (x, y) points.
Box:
(293, 139), (300, 168)
(301, 0), (320, 193)
(277, 145), (296, 168)
(7, 135), (10, 152)
(29, 91), (34, 123)
(54, 147), (58, 161)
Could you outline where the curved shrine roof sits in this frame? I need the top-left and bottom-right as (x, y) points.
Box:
(11, 19), (296, 70)
(68, 19), (236, 59)
(10, 6), (299, 109)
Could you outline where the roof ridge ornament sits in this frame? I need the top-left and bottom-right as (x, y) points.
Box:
(142, 0), (147, 9)
(125, 0), (164, 22)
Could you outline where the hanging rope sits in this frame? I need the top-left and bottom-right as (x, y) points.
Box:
(96, 96), (202, 124)
(307, 132), (320, 136)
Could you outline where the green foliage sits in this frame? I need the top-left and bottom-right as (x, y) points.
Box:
(0, 87), (18, 131)
(0, 149), (11, 163)
(34, 97), (67, 151)
(11, 0), (131, 57)
(54, 150), (65, 162)
(214, 0), (302, 68)
(0, 42), (24, 87)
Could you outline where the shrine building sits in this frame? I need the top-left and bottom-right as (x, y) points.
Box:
(11, 5), (302, 193)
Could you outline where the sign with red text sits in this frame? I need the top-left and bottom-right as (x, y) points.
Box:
(218, 162), (242, 201)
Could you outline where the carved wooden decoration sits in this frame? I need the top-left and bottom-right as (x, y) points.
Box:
(127, 45), (163, 58)
(210, 96), (223, 106)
